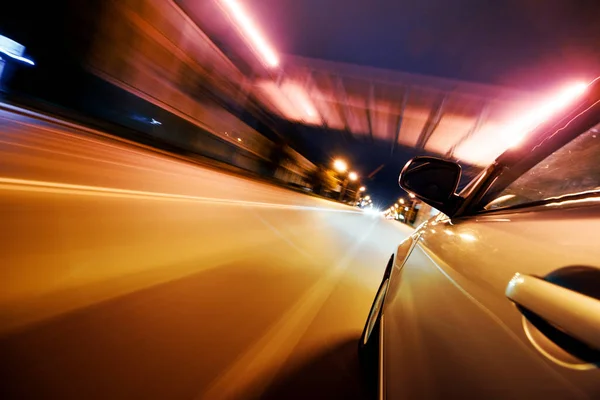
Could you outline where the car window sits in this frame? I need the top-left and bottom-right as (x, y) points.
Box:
(483, 122), (600, 210)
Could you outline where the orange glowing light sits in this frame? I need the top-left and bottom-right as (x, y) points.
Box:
(257, 81), (300, 120)
(257, 80), (320, 124)
(333, 159), (348, 172)
(282, 82), (318, 120)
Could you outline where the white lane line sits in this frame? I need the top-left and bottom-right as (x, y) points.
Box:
(0, 177), (362, 213)
(198, 219), (379, 400)
(251, 211), (315, 261)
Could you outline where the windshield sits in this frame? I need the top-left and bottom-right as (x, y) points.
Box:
(483, 120), (600, 211)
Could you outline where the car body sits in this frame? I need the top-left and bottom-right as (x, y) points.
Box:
(359, 78), (600, 399)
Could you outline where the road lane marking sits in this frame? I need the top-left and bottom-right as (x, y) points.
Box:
(250, 210), (316, 261)
(0, 177), (362, 213)
(198, 219), (379, 400)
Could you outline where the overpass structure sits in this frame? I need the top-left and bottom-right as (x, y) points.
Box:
(175, 0), (559, 169)
(88, 0), (573, 179)
(252, 55), (542, 167)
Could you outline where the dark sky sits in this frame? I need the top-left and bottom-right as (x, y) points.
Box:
(247, 0), (600, 90)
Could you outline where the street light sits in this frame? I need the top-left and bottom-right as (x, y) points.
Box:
(333, 159), (348, 172)
(365, 195), (371, 200)
(409, 193), (416, 198)
(399, 199), (405, 204)
(353, 184), (365, 203)
(394, 204), (399, 208)
(334, 160), (353, 202)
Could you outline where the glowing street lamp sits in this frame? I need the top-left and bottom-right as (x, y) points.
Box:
(359, 186), (366, 192)
(409, 193), (416, 198)
(333, 159), (348, 173)
(348, 171), (358, 181)
(219, 0), (279, 67)
(399, 198), (405, 204)
(365, 195), (371, 200)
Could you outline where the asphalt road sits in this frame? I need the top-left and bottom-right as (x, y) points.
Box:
(0, 107), (413, 399)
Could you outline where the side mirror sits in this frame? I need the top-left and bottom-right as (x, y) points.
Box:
(399, 156), (462, 216)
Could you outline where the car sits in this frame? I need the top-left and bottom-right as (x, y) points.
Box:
(358, 77), (600, 399)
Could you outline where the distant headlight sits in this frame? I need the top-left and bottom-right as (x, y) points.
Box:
(363, 208), (381, 216)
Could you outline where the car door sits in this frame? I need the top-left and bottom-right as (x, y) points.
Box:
(382, 103), (600, 398)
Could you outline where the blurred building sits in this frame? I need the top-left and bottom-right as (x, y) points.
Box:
(87, 0), (275, 170)
(1, 0), (315, 185)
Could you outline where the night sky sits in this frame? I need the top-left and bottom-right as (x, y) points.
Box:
(247, 0), (600, 89)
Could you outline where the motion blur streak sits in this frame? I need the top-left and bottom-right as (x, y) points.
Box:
(505, 81), (588, 147)
(0, 176), (363, 212)
(0, 108), (411, 399)
(200, 220), (379, 400)
(219, 0), (279, 67)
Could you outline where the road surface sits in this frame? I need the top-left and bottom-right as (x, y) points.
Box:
(0, 106), (412, 399)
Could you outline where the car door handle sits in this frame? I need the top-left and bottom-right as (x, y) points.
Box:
(505, 273), (600, 350)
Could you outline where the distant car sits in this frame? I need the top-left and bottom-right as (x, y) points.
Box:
(359, 79), (600, 399)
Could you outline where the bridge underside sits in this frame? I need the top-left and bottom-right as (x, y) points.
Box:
(173, 0), (562, 175)
(178, 0), (545, 169)
(249, 56), (546, 168)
